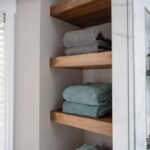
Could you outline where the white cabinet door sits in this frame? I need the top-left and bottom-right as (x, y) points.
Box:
(131, 0), (150, 150)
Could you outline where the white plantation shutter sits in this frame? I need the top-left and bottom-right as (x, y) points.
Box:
(0, 1), (15, 149)
(0, 12), (5, 150)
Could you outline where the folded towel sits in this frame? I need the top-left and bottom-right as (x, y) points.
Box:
(63, 83), (112, 106)
(63, 27), (111, 47)
(65, 42), (111, 56)
(63, 101), (112, 118)
(64, 92), (112, 107)
(77, 144), (101, 150)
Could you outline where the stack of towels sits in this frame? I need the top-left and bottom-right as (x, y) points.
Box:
(76, 144), (101, 150)
(62, 83), (112, 118)
(76, 144), (111, 150)
(63, 26), (111, 56)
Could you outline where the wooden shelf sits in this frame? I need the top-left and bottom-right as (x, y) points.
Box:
(50, 0), (111, 27)
(50, 110), (112, 137)
(50, 52), (112, 69)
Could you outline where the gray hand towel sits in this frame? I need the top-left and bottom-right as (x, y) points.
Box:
(63, 27), (111, 47)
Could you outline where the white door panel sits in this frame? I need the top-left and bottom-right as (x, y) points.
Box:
(131, 0), (150, 149)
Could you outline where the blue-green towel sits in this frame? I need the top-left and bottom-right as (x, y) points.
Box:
(63, 101), (112, 118)
(63, 83), (112, 106)
(76, 144), (101, 150)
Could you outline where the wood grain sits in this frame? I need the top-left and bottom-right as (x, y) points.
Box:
(50, 110), (112, 137)
(50, 52), (112, 69)
(50, 0), (111, 27)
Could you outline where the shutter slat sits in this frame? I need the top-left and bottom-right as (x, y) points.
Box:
(0, 13), (5, 150)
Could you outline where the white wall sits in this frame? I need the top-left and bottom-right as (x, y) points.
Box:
(39, 0), (84, 150)
(15, 0), (41, 150)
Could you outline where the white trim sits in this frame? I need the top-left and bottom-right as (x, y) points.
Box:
(128, 0), (135, 149)
(112, 0), (129, 149)
(5, 13), (15, 150)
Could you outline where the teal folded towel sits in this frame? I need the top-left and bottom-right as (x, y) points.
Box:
(63, 83), (112, 106)
(63, 101), (112, 118)
(76, 144), (101, 150)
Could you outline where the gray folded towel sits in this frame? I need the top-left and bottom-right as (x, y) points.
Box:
(65, 41), (111, 56)
(63, 101), (112, 118)
(63, 26), (111, 47)
(76, 144), (101, 150)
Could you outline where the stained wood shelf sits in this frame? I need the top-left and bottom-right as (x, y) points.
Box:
(50, 110), (112, 137)
(50, 52), (112, 69)
(50, 0), (111, 27)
